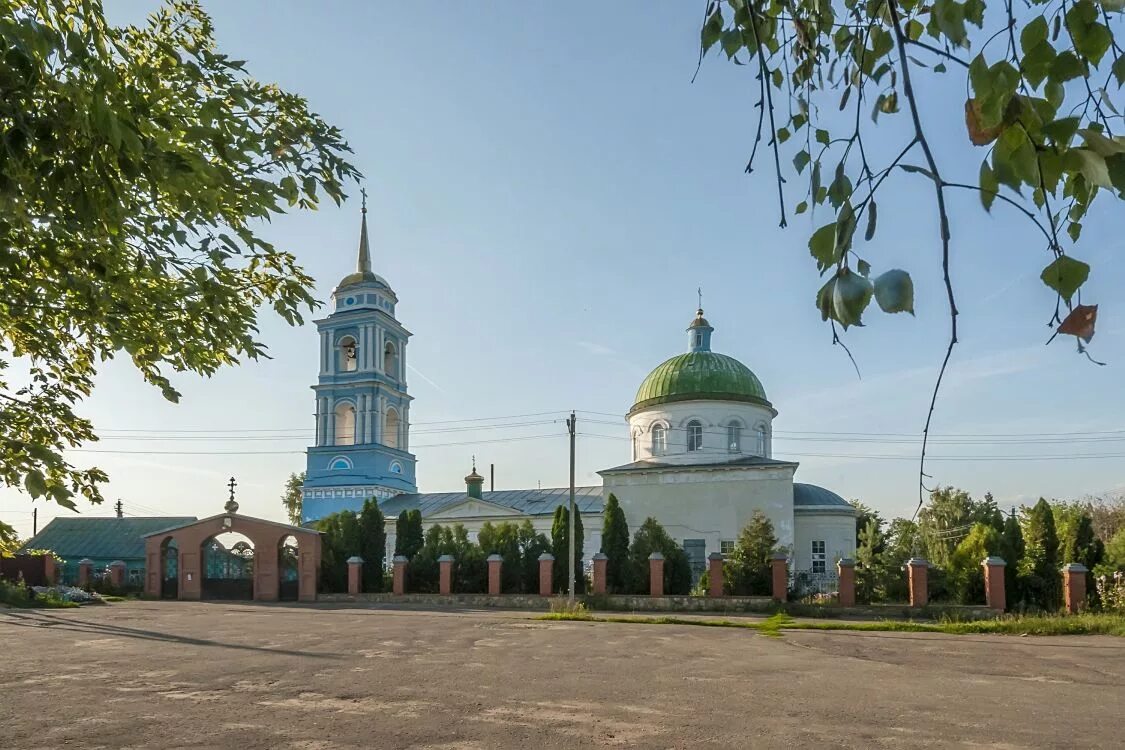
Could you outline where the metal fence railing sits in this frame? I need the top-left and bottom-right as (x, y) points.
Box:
(790, 569), (839, 601)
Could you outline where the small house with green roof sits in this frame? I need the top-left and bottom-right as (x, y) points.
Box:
(19, 516), (197, 586)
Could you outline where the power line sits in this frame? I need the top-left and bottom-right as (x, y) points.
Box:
(93, 410), (571, 434)
(69, 432), (564, 455)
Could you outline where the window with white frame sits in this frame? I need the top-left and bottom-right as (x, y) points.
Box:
(811, 540), (826, 573)
(720, 540), (736, 555)
(686, 420), (703, 452)
(727, 422), (742, 453)
(756, 426), (767, 456)
(651, 423), (667, 455)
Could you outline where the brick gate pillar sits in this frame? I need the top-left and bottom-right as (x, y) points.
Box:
(983, 556), (1007, 612)
(108, 560), (126, 589)
(78, 558), (93, 588)
(346, 556), (364, 596)
(907, 558), (929, 608)
(392, 555), (408, 595)
(837, 558), (856, 607)
(43, 555), (57, 586)
(708, 552), (725, 597)
(648, 552), (664, 597)
(770, 553), (788, 602)
(592, 553), (608, 595)
(538, 553), (554, 596)
(1063, 563), (1088, 614)
(438, 555), (454, 595)
(487, 554), (502, 596)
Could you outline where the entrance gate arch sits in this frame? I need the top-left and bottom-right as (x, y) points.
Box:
(143, 513), (322, 602)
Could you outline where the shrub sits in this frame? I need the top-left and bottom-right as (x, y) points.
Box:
(725, 511), (777, 596)
(628, 517), (692, 595)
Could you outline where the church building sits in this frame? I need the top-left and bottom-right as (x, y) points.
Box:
(302, 204), (855, 579)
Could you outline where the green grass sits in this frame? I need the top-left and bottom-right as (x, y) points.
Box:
(537, 611), (1125, 637)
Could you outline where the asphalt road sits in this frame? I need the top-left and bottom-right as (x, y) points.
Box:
(1, 602), (1122, 749)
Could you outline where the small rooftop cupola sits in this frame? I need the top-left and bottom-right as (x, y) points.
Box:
(465, 458), (485, 500)
(687, 308), (714, 352)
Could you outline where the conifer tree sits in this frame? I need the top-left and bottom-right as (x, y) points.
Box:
(394, 509), (424, 560)
(357, 498), (387, 592)
(600, 493), (631, 593)
(998, 512), (1025, 607)
(1020, 499), (1060, 610)
(550, 505), (584, 594)
(725, 511), (778, 596)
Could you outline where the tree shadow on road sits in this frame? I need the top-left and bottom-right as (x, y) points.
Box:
(0, 609), (341, 659)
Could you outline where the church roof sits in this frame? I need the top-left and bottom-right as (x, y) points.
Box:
(19, 516), (198, 561)
(381, 486), (604, 518)
(793, 483), (854, 510)
(335, 193), (392, 292)
(599, 455), (797, 474)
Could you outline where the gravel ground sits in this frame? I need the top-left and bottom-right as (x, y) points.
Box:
(1, 601), (1122, 749)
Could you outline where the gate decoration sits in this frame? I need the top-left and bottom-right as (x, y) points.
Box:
(143, 513), (321, 602)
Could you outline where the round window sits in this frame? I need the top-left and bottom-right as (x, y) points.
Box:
(345, 296), (355, 305)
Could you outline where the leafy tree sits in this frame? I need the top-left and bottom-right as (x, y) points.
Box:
(600, 493), (632, 593)
(0, 0), (357, 541)
(516, 520), (551, 593)
(0, 527), (20, 556)
(947, 522), (1001, 604)
(698, 0), (1120, 504)
(315, 510), (362, 593)
(394, 509), (424, 560)
(550, 505), (585, 594)
(725, 510), (778, 596)
(478, 520), (521, 592)
(1104, 529), (1125, 571)
(281, 472), (306, 526)
(628, 517), (693, 596)
(850, 501), (884, 552)
(1020, 499), (1061, 610)
(357, 498), (386, 592)
(918, 487), (991, 567)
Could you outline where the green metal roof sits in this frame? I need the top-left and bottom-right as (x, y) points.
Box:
(629, 351), (770, 415)
(18, 516), (197, 561)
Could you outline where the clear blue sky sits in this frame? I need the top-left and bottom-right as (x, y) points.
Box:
(4, 1), (1124, 538)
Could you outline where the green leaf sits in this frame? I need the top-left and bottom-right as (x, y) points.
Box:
(1106, 153), (1125, 191)
(857, 258), (871, 277)
(24, 470), (47, 499)
(1078, 128), (1125, 156)
(701, 10), (723, 53)
(995, 127), (1039, 187)
(1042, 117), (1081, 145)
(932, 0), (968, 45)
(816, 277), (836, 321)
(809, 223), (838, 271)
(793, 150), (811, 173)
(1068, 222), (1083, 242)
(1067, 1), (1112, 65)
(1065, 148), (1112, 188)
(816, 128), (830, 145)
(835, 201), (857, 257)
(873, 269), (915, 314)
(1040, 255), (1090, 302)
(1049, 51), (1085, 83)
(1113, 55), (1125, 87)
(979, 160), (999, 211)
(721, 29), (743, 59)
(1020, 17), (1049, 54)
(831, 269), (874, 329)
(795, 200), (808, 214)
(776, 126), (790, 144)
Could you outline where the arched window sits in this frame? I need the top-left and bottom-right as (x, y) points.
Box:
(389, 461), (403, 474)
(686, 420), (703, 452)
(727, 422), (742, 453)
(338, 336), (358, 372)
(328, 456), (352, 471)
(651, 423), (667, 455)
(756, 425), (767, 456)
(384, 408), (400, 449)
(334, 402), (356, 446)
(384, 341), (398, 378)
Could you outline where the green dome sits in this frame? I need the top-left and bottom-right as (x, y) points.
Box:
(630, 351), (770, 415)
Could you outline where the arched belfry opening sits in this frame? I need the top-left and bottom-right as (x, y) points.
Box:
(384, 408), (400, 450)
(339, 336), (358, 372)
(383, 341), (398, 378)
(335, 402), (356, 446)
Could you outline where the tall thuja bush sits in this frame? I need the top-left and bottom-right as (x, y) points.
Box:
(478, 521), (521, 592)
(725, 511), (777, 596)
(1020, 499), (1061, 611)
(407, 522), (486, 593)
(357, 498), (386, 592)
(998, 512), (1026, 607)
(551, 505), (585, 594)
(315, 510), (362, 593)
(394, 509), (424, 560)
(628, 518), (692, 596)
(600, 493), (631, 593)
(516, 521), (551, 593)
(947, 523), (1000, 604)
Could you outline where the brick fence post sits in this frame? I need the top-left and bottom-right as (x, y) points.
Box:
(346, 556), (363, 596)
(538, 553), (554, 596)
(438, 555), (454, 595)
(770, 553), (788, 603)
(108, 560), (126, 589)
(708, 552), (725, 598)
(592, 553), (608, 595)
(837, 558), (856, 607)
(983, 556), (1007, 612)
(648, 552), (664, 597)
(906, 558), (929, 608)
(1062, 563), (1088, 614)
(392, 555), (408, 595)
(78, 558), (93, 588)
(43, 555), (57, 586)
(487, 554), (502, 596)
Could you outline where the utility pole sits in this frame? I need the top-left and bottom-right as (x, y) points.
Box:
(567, 411), (576, 603)
(115, 500), (123, 519)
(32, 507), (37, 536)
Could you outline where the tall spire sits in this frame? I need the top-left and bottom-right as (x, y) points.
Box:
(357, 187), (371, 274)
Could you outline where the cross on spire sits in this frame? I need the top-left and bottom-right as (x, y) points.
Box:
(472, 454), (477, 473)
(360, 187), (368, 215)
(697, 286), (703, 312)
(228, 476), (237, 502)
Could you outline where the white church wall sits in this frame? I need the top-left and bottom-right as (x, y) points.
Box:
(792, 512), (856, 571)
(603, 466), (795, 557)
(628, 399), (775, 463)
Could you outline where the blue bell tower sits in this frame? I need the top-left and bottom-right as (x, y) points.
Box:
(301, 194), (417, 521)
